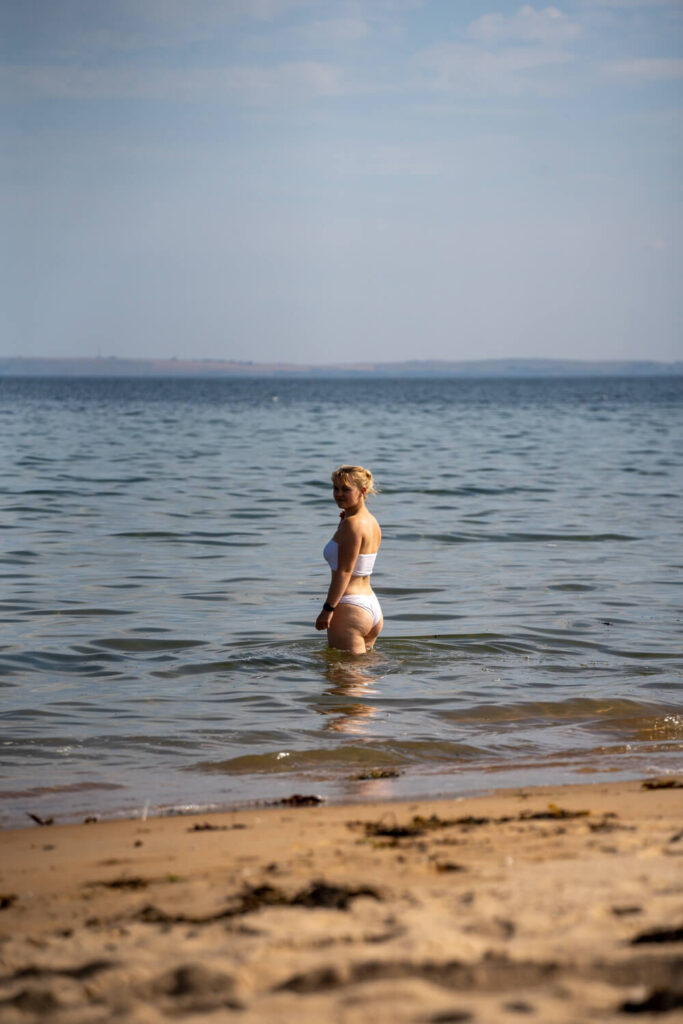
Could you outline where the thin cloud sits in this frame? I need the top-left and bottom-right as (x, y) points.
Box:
(415, 6), (581, 98)
(258, 16), (370, 55)
(297, 18), (370, 47)
(601, 57), (683, 79)
(337, 142), (442, 178)
(0, 60), (346, 104)
(576, 0), (680, 8)
(224, 59), (345, 100)
(133, 0), (314, 24)
(467, 5), (582, 46)
(417, 43), (574, 96)
(0, 0), (319, 59)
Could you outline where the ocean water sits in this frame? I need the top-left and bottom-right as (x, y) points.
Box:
(1, 375), (682, 827)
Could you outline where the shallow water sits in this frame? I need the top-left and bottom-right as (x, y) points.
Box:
(1, 375), (682, 825)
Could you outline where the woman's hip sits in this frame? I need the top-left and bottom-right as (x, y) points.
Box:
(337, 592), (382, 628)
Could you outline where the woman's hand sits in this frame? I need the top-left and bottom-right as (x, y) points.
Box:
(315, 608), (333, 631)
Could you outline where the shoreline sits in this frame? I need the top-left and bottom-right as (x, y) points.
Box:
(3, 758), (676, 833)
(1, 777), (682, 1022)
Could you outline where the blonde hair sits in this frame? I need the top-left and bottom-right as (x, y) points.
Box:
(331, 465), (377, 495)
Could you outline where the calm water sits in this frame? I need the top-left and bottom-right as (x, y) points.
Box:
(1, 375), (682, 827)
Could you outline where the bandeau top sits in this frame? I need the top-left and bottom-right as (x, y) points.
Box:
(323, 539), (377, 577)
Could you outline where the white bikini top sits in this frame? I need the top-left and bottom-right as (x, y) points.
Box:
(323, 538), (377, 576)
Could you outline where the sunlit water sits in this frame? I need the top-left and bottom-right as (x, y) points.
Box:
(1, 375), (681, 826)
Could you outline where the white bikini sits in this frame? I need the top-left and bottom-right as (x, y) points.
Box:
(323, 539), (382, 628)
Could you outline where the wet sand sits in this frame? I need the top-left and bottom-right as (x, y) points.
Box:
(1, 778), (682, 1023)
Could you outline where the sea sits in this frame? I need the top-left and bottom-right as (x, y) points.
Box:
(1, 375), (682, 827)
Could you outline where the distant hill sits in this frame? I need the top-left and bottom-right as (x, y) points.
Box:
(1, 356), (681, 378)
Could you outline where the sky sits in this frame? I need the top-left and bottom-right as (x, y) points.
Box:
(1, 0), (681, 365)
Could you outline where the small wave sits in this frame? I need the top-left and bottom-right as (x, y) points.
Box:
(441, 696), (666, 725)
(94, 637), (207, 652)
(424, 531), (640, 544)
(547, 583), (597, 592)
(194, 739), (482, 775)
(112, 530), (266, 547)
(0, 781), (124, 799)
(0, 649), (122, 674)
(23, 607), (135, 617)
(378, 587), (442, 595)
(392, 612), (461, 621)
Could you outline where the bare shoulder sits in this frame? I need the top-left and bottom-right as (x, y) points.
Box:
(339, 510), (380, 548)
(363, 509), (381, 548)
(339, 514), (364, 540)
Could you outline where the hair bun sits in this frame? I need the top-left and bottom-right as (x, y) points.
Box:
(331, 465), (378, 495)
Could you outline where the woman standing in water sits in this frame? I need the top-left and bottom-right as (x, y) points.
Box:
(315, 465), (383, 654)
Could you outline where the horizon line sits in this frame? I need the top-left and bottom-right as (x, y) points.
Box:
(2, 355), (682, 382)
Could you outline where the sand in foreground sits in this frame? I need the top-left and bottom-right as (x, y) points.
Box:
(0, 779), (682, 1023)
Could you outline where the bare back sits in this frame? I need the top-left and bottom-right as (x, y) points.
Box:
(334, 508), (381, 596)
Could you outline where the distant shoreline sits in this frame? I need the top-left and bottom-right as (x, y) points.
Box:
(2, 356), (682, 379)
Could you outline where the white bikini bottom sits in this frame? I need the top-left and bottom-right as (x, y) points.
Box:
(337, 593), (382, 628)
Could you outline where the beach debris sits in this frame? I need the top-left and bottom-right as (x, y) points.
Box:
(11, 959), (117, 981)
(620, 987), (683, 1013)
(423, 1011), (473, 1019)
(187, 822), (246, 832)
(520, 804), (590, 821)
(453, 816), (492, 827)
(587, 815), (629, 833)
(88, 876), (150, 891)
(352, 769), (402, 780)
(0, 894), (17, 910)
(133, 878), (381, 926)
(275, 953), (562, 995)
(502, 1003), (533, 1017)
(450, 806), (590, 824)
(273, 794), (324, 806)
(276, 963), (345, 993)
(642, 778), (683, 790)
(134, 904), (189, 925)
(360, 814), (455, 839)
(631, 925), (683, 945)
(427, 1011), (473, 1023)
(356, 805), (592, 842)
(167, 963), (235, 996)
(363, 821), (423, 839)
(292, 881), (381, 910)
(4, 988), (61, 1014)
(26, 812), (53, 826)
(144, 962), (243, 1011)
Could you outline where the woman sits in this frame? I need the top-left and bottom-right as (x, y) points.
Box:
(315, 465), (383, 654)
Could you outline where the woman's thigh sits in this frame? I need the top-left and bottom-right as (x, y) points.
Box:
(327, 603), (374, 653)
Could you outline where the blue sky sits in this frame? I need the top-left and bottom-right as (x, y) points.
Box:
(2, 0), (681, 363)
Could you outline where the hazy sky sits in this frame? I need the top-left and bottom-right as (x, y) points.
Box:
(2, 0), (681, 364)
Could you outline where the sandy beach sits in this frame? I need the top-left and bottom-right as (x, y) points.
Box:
(0, 778), (681, 1023)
